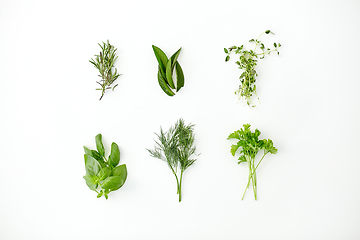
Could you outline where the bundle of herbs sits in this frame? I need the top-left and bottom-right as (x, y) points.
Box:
(152, 45), (184, 96)
(89, 40), (121, 100)
(147, 118), (198, 202)
(225, 30), (281, 108)
(228, 124), (277, 200)
(83, 134), (127, 199)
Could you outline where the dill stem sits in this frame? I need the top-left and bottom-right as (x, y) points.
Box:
(178, 170), (184, 202)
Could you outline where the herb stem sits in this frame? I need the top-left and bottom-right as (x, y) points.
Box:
(179, 170), (184, 202)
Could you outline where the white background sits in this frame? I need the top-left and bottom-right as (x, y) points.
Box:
(1, 0), (360, 239)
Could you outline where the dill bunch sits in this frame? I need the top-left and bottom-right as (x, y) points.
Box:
(147, 118), (198, 202)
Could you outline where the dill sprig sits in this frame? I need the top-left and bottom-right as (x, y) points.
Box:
(147, 118), (198, 202)
(89, 40), (121, 100)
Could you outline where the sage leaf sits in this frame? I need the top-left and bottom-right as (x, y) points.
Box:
(158, 70), (175, 96)
(170, 47), (182, 69)
(152, 45), (168, 76)
(165, 60), (175, 89)
(175, 61), (184, 92)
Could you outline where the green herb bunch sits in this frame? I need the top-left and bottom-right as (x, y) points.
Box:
(152, 45), (184, 96)
(83, 134), (127, 199)
(89, 40), (121, 100)
(228, 124), (277, 200)
(225, 30), (281, 107)
(147, 118), (198, 202)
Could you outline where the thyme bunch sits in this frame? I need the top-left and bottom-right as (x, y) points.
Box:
(89, 40), (121, 100)
(225, 30), (281, 108)
(147, 118), (198, 202)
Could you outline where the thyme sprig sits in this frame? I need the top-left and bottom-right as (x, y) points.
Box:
(225, 30), (281, 108)
(147, 118), (198, 202)
(89, 40), (121, 100)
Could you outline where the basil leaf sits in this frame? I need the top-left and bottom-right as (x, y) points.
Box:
(101, 176), (125, 191)
(83, 146), (92, 155)
(95, 134), (105, 157)
(175, 61), (184, 92)
(97, 190), (103, 198)
(90, 150), (106, 168)
(83, 175), (98, 191)
(97, 167), (111, 181)
(84, 154), (101, 176)
(111, 164), (127, 182)
(108, 142), (120, 168)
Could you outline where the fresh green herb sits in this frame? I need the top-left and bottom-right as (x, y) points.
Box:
(152, 45), (184, 96)
(147, 118), (198, 202)
(225, 30), (281, 107)
(89, 40), (121, 100)
(227, 124), (277, 200)
(83, 134), (127, 199)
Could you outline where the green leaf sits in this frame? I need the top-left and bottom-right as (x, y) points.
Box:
(83, 175), (98, 191)
(152, 45), (168, 75)
(158, 70), (175, 96)
(224, 48), (229, 54)
(89, 150), (106, 168)
(175, 61), (184, 92)
(170, 47), (182, 69)
(84, 154), (101, 176)
(274, 43), (277, 48)
(108, 142), (120, 168)
(111, 164), (127, 183)
(265, 30), (271, 34)
(101, 176), (125, 191)
(83, 146), (91, 155)
(95, 134), (105, 157)
(97, 190), (103, 198)
(97, 167), (111, 181)
(165, 60), (176, 89)
(230, 144), (240, 156)
(225, 55), (230, 62)
(227, 131), (240, 140)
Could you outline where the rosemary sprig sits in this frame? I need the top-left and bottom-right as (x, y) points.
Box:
(225, 30), (281, 108)
(89, 40), (121, 100)
(147, 118), (198, 202)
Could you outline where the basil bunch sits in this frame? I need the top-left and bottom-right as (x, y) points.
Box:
(152, 45), (185, 96)
(83, 134), (127, 199)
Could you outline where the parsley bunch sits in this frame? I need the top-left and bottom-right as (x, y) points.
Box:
(147, 118), (198, 202)
(225, 30), (281, 107)
(89, 40), (121, 100)
(228, 124), (277, 200)
(83, 134), (127, 199)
